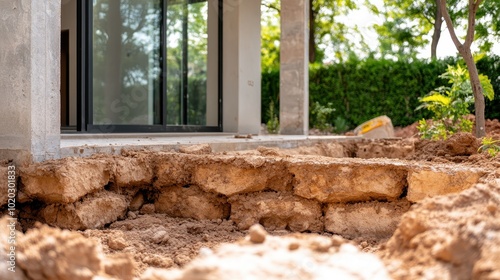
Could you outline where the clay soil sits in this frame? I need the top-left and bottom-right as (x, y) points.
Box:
(3, 121), (500, 280)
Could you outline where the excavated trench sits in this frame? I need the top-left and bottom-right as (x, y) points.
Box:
(1, 133), (500, 279)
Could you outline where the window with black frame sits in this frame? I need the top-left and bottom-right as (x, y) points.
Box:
(83, 0), (221, 132)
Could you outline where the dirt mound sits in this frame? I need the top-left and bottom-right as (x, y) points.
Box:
(142, 225), (391, 280)
(82, 214), (245, 276)
(0, 216), (135, 280)
(485, 118), (500, 137)
(410, 132), (480, 161)
(382, 180), (500, 280)
(394, 121), (419, 138)
(394, 117), (500, 139)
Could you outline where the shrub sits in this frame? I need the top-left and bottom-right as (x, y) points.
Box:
(261, 56), (500, 130)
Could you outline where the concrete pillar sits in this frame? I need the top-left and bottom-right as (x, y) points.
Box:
(222, 0), (261, 134)
(280, 0), (309, 135)
(0, 0), (61, 164)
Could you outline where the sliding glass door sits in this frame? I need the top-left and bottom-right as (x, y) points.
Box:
(83, 0), (221, 132)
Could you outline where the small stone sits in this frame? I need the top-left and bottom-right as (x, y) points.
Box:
(248, 224), (267, 244)
(127, 211), (137, 219)
(331, 235), (346, 246)
(108, 237), (128, 250)
(129, 192), (145, 211)
(360, 241), (369, 248)
(151, 230), (169, 244)
(310, 237), (332, 252)
(140, 204), (155, 215)
(487, 203), (497, 214)
(432, 242), (453, 263)
(202, 234), (210, 242)
(288, 242), (300, 251)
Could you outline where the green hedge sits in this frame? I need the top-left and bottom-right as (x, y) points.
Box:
(261, 56), (500, 128)
(477, 56), (500, 120)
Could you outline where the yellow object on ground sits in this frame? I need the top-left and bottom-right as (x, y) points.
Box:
(354, 116), (395, 138)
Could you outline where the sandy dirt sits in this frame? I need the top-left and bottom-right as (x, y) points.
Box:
(3, 124), (500, 279)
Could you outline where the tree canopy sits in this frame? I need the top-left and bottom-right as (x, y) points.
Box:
(261, 0), (500, 67)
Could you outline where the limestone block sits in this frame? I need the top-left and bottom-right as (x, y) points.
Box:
(193, 155), (292, 196)
(288, 157), (407, 203)
(154, 185), (229, 220)
(40, 190), (127, 230)
(325, 200), (411, 238)
(407, 167), (485, 202)
(154, 153), (194, 187)
(229, 192), (323, 232)
(20, 158), (110, 204)
(114, 154), (154, 187)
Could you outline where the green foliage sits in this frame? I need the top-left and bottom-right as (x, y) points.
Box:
(261, 68), (280, 124)
(416, 62), (495, 139)
(416, 64), (474, 139)
(474, 0), (500, 53)
(307, 57), (452, 128)
(261, 56), (500, 131)
(266, 100), (280, 134)
(333, 116), (349, 134)
(417, 119), (449, 140)
(261, 0), (281, 70)
(310, 102), (335, 132)
(478, 137), (500, 157)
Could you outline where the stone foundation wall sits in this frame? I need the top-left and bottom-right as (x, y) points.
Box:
(10, 150), (487, 238)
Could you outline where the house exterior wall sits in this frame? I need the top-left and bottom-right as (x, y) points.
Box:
(0, 0), (61, 164)
(222, 0), (262, 134)
(0, 0), (309, 163)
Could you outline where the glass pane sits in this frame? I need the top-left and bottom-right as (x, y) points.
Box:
(187, 2), (208, 125)
(165, 2), (183, 125)
(92, 0), (161, 125)
(166, 0), (209, 126)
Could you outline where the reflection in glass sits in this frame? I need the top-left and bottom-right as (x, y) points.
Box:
(166, 0), (208, 125)
(92, 0), (161, 125)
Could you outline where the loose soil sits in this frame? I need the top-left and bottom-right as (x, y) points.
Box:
(3, 122), (500, 279)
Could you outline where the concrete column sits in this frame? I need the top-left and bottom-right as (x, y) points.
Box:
(0, 0), (61, 164)
(280, 0), (309, 135)
(222, 0), (261, 134)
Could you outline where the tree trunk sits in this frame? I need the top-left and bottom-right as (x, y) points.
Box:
(439, 0), (485, 137)
(308, 0), (316, 63)
(431, 0), (443, 59)
(461, 48), (486, 137)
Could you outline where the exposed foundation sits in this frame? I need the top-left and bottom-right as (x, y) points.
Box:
(12, 144), (488, 236)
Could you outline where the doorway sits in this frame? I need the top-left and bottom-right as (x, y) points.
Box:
(61, 30), (70, 127)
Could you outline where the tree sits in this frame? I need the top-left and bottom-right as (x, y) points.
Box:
(261, 0), (281, 70)
(440, 0), (485, 137)
(474, 0), (500, 53)
(309, 0), (358, 63)
(368, 0), (463, 59)
(261, 0), (360, 66)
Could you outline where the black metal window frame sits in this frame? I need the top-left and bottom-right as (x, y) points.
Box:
(77, 0), (223, 133)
